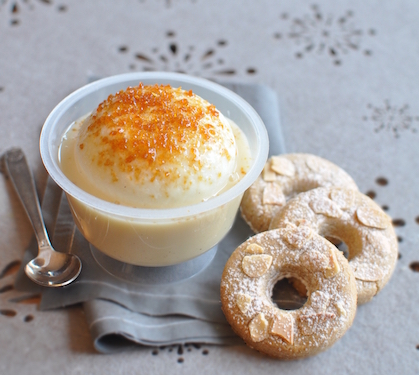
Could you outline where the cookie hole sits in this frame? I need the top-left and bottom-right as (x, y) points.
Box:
(335, 241), (349, 259)
(151, 349), (159, 355)
(325, 237), (349, 259)
(202, 349), (209, 355)
(398, 253), (402, 260)
(416, 216), (419, 224)
(271, 277), (307, 310)
(382, 205), (389, 211)
(409, 262), (419, 272)
(177, 358), (184, 363)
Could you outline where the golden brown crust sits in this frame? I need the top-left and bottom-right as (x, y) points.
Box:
(240, 154), (358, 233)
(269, 187), (398, 304)
(220, 227), (357, 359)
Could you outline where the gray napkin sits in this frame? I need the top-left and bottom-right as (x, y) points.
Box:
(14, 82), (284, 353)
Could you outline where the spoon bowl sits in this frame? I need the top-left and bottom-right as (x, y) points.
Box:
(3, 148), (82, 287)
(25, 247), (82, 287)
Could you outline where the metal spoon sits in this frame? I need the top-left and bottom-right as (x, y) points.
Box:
(3, 148), (82, 287)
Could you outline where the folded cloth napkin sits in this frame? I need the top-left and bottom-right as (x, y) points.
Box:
(14, 82), (285, 353)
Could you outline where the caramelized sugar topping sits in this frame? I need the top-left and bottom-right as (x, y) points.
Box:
(79, 83), (233, 185)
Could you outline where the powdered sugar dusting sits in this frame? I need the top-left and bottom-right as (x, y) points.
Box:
(271, 313), (294, 344)
(236, 294), (253, 314)
(220, 228), (357, 358)
(330, 188), (355, 210)
(283, 226), (313, 249)
(270, 156), (296, 176)
(242, 254), (273, 278)
(356, 203), (390, 229)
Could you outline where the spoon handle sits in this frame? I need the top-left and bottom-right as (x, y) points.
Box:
(4, 148), (51, 248)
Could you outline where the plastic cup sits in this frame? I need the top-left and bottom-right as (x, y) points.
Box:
(40, 72), (269, 269)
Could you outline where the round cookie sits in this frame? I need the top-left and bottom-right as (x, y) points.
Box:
(269, 187), (398, 304)
(240, 153), (358, 233)
(220, 226), (357, 359)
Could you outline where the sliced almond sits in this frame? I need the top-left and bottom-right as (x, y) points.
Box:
(245, 243), (265, 255)
(356, 204), (390, 229)
(306, 156), (323, 173)
(249, 313), (269, 342)
(236, 294), (253, 314)
(330, 188), (355, 210)
(262, 165), (276, 182)
(262, 183), (286, 206)
(270, 156), (295, 177)
(310, 291), (330, 312)
(351, 261), (384, 282)
(283, 226), (313, 249)
(324, 249), (340, 278)
(242, 254), (273, 278)
(309, 198), (342, 218)
(271, 313), (294, 345)
(295, 218), (311, 227)
(335, 300), (347, 317)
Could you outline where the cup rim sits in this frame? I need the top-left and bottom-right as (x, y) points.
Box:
(40, 72), (269, 220)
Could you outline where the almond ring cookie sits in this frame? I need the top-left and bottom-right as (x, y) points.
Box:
(220, 226), (357, 359)
(269, 187), (398, 304)
(240, 153), (358, 233)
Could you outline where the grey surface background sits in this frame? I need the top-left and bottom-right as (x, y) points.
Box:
(0, 1), (418, 374)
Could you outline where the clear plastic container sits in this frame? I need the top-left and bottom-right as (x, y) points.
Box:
(40, 72), (269, 268)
